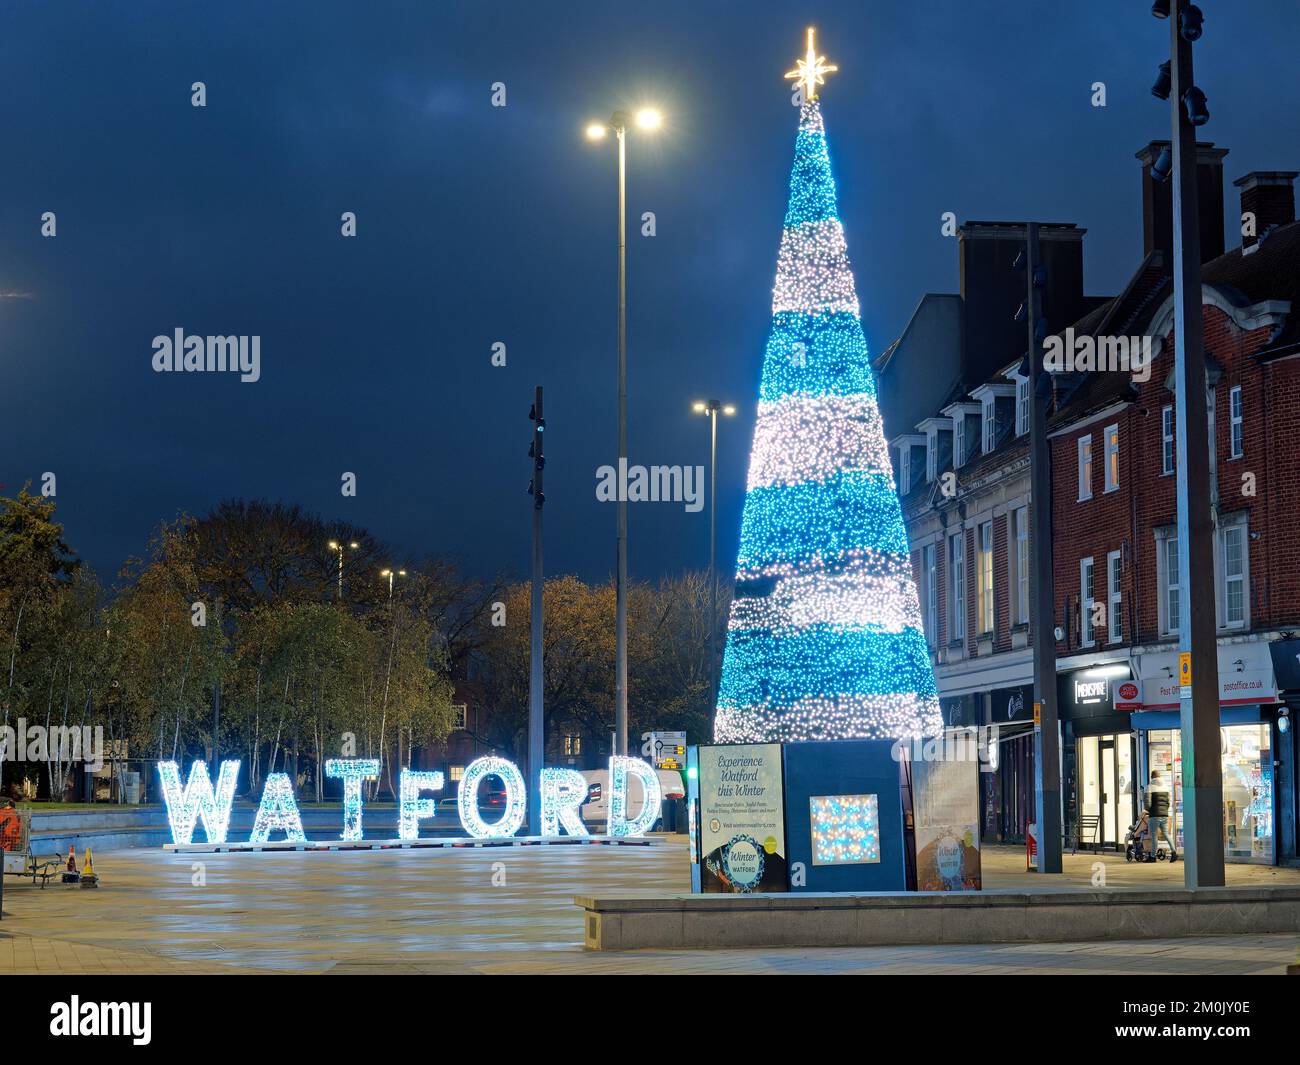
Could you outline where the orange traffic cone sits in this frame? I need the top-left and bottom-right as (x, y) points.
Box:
(62, 844), (81, 884)
(81, 847), (98, 888)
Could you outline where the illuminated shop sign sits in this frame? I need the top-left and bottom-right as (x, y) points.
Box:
(157, 755), (662, 846)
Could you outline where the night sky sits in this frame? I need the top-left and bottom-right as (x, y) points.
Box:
(3, 1), (1298, 589)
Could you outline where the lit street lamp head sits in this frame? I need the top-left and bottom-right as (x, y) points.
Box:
(587, 108), (663, 139)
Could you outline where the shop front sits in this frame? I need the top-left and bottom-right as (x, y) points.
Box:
(1130, 646), (1281, 865)
(1057, 664), (1137, 851)
(986, 684), (1035, 843)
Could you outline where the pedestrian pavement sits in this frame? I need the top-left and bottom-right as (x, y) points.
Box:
(1, 838), (1296, 974)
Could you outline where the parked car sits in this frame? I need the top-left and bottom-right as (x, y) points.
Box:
(580, 768), (684, 829)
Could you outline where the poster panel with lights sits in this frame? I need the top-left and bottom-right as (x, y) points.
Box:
(689, 743), (787, 893)
(781, 739), (907, 892)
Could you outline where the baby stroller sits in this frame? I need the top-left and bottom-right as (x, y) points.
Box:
(1124, 811), (1169, 862)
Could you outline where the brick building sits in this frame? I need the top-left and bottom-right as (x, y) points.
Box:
(880, 143), (1300, 866)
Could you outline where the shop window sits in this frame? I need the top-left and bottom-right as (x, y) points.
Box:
(1144, 725), (1272, 863)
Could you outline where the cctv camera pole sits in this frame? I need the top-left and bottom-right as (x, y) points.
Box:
(1166, 0), (1224, 888)
(528, 386), (545, 836)
(1026, 222), (1062, 874)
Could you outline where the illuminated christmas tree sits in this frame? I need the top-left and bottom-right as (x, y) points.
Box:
(713, 30), (943, 744)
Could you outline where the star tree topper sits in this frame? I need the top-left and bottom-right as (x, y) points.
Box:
(785, 26), (838, 100)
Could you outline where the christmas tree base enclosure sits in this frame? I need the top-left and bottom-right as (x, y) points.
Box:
(687, 739), (982, 895)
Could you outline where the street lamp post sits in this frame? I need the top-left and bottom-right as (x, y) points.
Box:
(586, 106), (663, 756)
(693, 400), (736, 708)
(328, 540), (360, 600)
(380, 568), (407, 600)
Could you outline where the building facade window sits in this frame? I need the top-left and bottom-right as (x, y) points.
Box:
(949, 533), (965, 642)
(1016, 376), (1029, 437)
(953, 419), (966, 468)
(1107, 550), (1122, 644)
(1229, 385), (1243, 459)
(926, 431), (937, 482)
(1161, 406), (1175, 475)
(1080, 556), (1095, 646)
(898, 448), (911, 493)
(982, 399), (996, 454)
(1220, 519), (1248, 628)
(1078, 435), (1093, 500)
(978, 521), (994, 634)
(1104, 423), (1120, 492)
(1013, 506), (1029, 625)
(1157, 530), (1180, 636)
(924, 543), (938, 647)
(564, 734), (582, 756)
(449, 765), (465, 782)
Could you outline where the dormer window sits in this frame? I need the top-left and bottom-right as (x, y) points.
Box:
(982, 396), (996, 454)
(1016, 376), (1029, 436)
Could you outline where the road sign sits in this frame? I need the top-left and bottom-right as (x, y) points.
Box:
(1033, 701), (1041, 726)
(1179, 651), (1192, 697)
(650, 731), (687, 770)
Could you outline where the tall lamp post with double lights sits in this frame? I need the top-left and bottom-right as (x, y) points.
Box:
(585, 105), (664, 757)
(328, 540), (360, 600)
(380, 567), (407, 600)
(693, 399), (735, 707)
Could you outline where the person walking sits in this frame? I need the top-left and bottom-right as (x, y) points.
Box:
(1146, 770), (1178, 863)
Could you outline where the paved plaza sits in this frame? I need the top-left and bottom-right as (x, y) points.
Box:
(1, 838), (1297, 974)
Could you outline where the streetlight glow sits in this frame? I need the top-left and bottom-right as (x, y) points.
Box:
(585, 122), (607, 140)
(635, 108), (663, 130)
(692, 401), (706, 413)
(723, 405), (736, 416)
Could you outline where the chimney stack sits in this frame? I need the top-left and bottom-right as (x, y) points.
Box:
(1233, 171), (1298, 251)
(1136, 140), (1229, 264)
